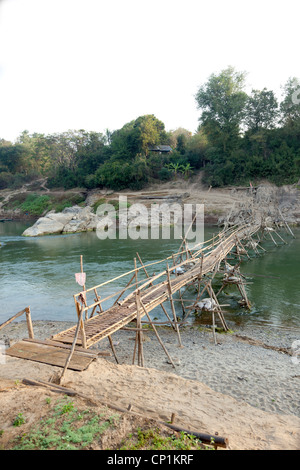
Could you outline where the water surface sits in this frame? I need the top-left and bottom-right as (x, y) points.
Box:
(0, 221), (299, 332)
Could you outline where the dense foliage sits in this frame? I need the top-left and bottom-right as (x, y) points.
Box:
(1, 69), (299, 190)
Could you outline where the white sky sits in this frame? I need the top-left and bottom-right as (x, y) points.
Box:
(0, 0), (299, 142)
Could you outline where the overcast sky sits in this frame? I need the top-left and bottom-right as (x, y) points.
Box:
(0, 0), (299, 142)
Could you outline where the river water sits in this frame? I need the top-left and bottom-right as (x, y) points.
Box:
(0, 221), (299, 332)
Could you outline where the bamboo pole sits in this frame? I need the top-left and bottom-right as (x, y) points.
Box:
(139, 298), (176, 368)
(136, 252), (176, 329)
(25, 306), (34, 339)
(134, 257), (138, 290)
(274, 229), (287, 244)
(108, 336), (119, 364)
(80, 255), (87, 320)
(113, 273), (136, 306)
(278, 208), (295, 238)
(266, 228), (278, 246)
(172, 254), (186, 315)
(166, 263), (182, 347)
(136, 252), (154, 287)
(59, 304), (85, 384)
(207, 282), (228, 332)
(75, 300), (87, 349)
(0, 308), (28, 331)
(211, 311), (217, 345)
(136, 290), (144, 367)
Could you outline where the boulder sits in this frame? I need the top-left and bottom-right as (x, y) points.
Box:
(22, 206), (96, 237)
(22, 217), (65, 236)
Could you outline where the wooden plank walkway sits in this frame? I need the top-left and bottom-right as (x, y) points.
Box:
(6, 338), (97, 370)
(51, 224), (261, 348)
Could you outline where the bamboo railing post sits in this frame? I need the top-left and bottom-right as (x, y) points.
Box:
(113, 273), (136, 306)
(166, 263), (183, 348)
(174, 213), (197, 264)
(93, 288), (103, 315)
(136, 252), (154, 287)
(25, 306), (34, 339)
(80, 255), (87, 320)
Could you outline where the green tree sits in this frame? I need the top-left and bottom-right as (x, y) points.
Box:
(0, 144), (29, 174)
(195, 66), (248, 153)
(280, 77), (300, 125)
(245, 88), (279, 131)
(133, 115), (167, 156)
(185, 128), (209, 168)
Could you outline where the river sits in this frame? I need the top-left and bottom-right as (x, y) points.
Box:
(0, 221), (299, 332)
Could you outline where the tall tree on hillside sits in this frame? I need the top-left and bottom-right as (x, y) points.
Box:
(195, 66), (248, 153)
(110, 115), (167, 160)
(280, 77), (300, 125)
(133, 114), (167, 156)
(244, 88), (279, 159)
(245, 88), (279, 131)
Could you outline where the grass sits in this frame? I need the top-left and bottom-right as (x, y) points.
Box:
(4, 395), (215, 451)
(4, 192), (85, 216)
(13, 413), (26, 427)
(11, 396), (120, 450)
(120, 427), (214, 451)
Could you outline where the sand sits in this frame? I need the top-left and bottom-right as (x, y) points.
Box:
(0, 320), (299, 450)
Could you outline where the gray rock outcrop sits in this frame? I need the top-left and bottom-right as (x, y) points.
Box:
(22, 206), (98, 236)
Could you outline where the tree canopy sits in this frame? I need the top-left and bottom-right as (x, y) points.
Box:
(1, 70), (299, 191)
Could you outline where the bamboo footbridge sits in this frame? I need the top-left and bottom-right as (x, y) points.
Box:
(2, 215), (295, 381)
(51, 223), (260, 351)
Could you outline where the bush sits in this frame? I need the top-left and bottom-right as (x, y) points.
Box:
(158, 167), (172, 181)
(95, 158), (148, 191)
(0, 171), (14, 189)
(19, 194), (52, 216)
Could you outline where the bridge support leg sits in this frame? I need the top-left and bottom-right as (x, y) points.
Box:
(108, 335), (119, 364)
(167, 264), (183, 348)
(132, 290), (144, 367)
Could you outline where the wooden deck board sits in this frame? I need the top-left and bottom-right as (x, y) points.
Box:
(5, 340), (96, 370)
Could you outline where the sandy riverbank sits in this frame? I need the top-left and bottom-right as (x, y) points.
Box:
(0, 320), (299, 450)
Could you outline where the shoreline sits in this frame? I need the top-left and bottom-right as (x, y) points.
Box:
(1, 319), (299, 419)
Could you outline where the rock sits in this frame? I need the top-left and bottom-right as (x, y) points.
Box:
(22, 217), (66, 236)
(22, 206), (95, 237)
(62, 207), (96, 233)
